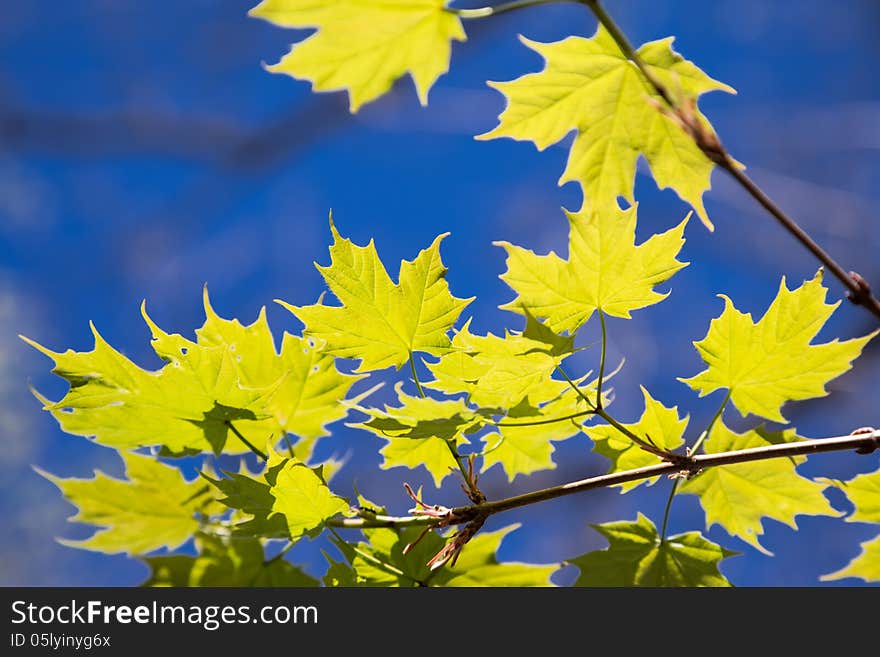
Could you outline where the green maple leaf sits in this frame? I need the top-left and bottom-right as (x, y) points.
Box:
(587, 387), (687, 492)
(251, 0), (465, 111)
(494, 203), (688, 334)
(202, 462), (290, 539)
(569, 513), (734, 587)
(681, 423), (837, 554)
(339, 524), (556, 587)
(281, 218), (472, 373)
(482, 387), (594, 482)
(353, 385), (475, 487)
(438, 525), (558, 586)
(424, 317), (575, 409)
(38, 451), (222, 555)
(339, 525), (445, 586)
(145, 534), (318, 587)
(269, 454), (351, 539)
(480, 26), (734, 228)
(822, 468), (880, 583)
(680, 270), (877, 423)
(24, 289), (360, 457)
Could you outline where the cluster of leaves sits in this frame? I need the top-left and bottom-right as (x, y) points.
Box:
(25, 0), (880, 586)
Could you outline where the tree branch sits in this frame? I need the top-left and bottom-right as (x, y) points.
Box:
(580, 0), (880, 321)
(328, 428), (880, 529)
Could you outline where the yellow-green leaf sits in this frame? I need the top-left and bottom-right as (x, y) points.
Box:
(569, 513), (734, 587)
(821, 467), (880, 582)
(281, 218), (472, 373)
(587, 387), (687, 492)
(424, 317), (573, 409)
(479, 27), (734, 228)
(681, 423), (838, 554)
(145, 534), (318, 587)
(23, 289), (360, 457)
(251, 0), (466, 112)
(353, 385), (475, 487)
(495, 203), (688, 334)
(38, 451), (221, 555)
(340, 524), (557, 587)
(482, 387), (594, 482)
(680, 270), (877, 423)
(439, 525), (558, 586)
(269, 457), (350, 539)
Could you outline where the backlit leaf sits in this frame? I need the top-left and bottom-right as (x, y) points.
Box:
(38, 451), (221, 555)
(353, 385), (475, 487)
(281, 218), (472, 373)
(23, 289), (360, 457)
(680, 270), (877, 422)
(587, 387), (687, 492)
(480, 27), (734, 228)
(680, 423), (838, 554)
(821, 467), (880, 583)
(251, 0), (466, 111)
(569, 513), (734, 586)
(495, 203), (688, 334)
(144, 534), (318, 586)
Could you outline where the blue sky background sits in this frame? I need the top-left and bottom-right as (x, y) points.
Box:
(1, 0), (879, 586)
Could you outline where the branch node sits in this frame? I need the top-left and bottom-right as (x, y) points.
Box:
(845, 271), (873, 307)
(851, 426), (879, 454)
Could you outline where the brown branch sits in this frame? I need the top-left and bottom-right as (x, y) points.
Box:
(327, 428), (880, 529)
(581, 0), (880, 321)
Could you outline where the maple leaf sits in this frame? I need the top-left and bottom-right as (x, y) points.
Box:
(680, 270), (878, 423)
(569, 513), (734, 586)
(479, 27), (734, 228)
(438, 525), (558, 586)
(424, 316), (574, 409)
(352, 384), (476, 487)
(37, 451), (222, 555)
(681, 424), (838, 554)
(23, 289), (360, 457)
(482, 387), (595, 482)
(281, 218), (472, 373)
(821, 467), (880, 583)
(269, 455), (351, 539)
(144, 534), (318, 587)
(495, 203), (688, 334)
(587, 387), (687, 492)
(251, 0), (465, 112)
(338, 524), (557, 586)
(203, 462), (290, 539)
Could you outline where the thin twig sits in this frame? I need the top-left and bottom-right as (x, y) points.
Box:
(328, 429), (880, 529)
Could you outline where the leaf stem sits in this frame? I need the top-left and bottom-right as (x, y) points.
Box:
(282, 433), (296, 459)
(493, 409), (596, 428)
(409, 353), (427, 399)
(265, 540), (296, 565)
(579, 0), (880, 321)
(659, 478), (680, 545)
(688, 391), (731, 457)
(224, 420), (268, 462)
(557, 364), (677, 460)
(596, 310), (607, 410)
(455, 0), (574, 19)
(409, 353), (481, 500)
(659, 391), (730, 543)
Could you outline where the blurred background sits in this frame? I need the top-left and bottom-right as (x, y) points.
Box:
(1, 0), (879, 587)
